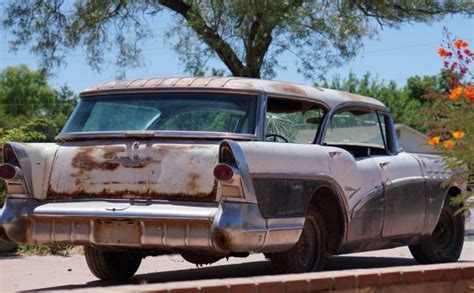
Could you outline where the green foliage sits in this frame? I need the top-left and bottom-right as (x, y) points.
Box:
(17, 244), (74, 256)
(0, 117), (60, 144)
(2, 1), (473, 78)
(0, 65), (77, 208)
(421, 95), (474, 212)
(316, 72), (426, 127)
(0, 65), (77, 129)
(417, 28), (473, 211)
(0, 65), (55, 128)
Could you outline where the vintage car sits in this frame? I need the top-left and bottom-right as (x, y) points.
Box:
(0, 77), (466, 280)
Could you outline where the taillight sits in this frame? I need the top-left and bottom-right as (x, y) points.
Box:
(213, 164), (234, 181)
(0, 164), (17, 180)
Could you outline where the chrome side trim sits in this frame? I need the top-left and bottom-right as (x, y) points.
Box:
(222, 140), (258, 203)
(266, 217), (305, 230)
(352, 185), (384, 219)
(385, 176), (426, 188)
(251, 172), (335, 180)
(261, 217), (305, 253)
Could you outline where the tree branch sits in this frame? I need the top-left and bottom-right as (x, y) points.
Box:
(245, 0), (303, 77)
(159, 0), (245, 76)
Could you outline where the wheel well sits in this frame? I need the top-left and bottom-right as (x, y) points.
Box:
(446, 186), (463, 207)
(309, 186), (345, 255)
(448, 186), (461, 197)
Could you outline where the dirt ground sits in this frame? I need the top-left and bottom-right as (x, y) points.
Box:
(1, 240), (473, 292)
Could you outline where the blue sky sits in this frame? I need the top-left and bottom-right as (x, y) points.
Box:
(0, 13), (472, 94)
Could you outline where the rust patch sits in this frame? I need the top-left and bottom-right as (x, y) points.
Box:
(187, 172), (200, 193)
(272, 82), (306, 96)
(63, 147), (123, 195)
(46, 180), (218, 201)
(103, 146), (126, 159)
(154, 144), (209, 153)
(71, 148), (120, 172)
(342, 92), (364, 101)
(47, 144), (217, 201)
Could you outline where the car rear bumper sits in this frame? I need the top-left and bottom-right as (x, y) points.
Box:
(0, 198), (303, 254)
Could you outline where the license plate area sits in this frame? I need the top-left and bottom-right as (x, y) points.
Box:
(94, 219), (140, 246)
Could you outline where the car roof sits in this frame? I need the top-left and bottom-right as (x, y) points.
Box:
(80, 76), (387, 109)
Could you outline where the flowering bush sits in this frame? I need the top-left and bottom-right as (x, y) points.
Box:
(421, 28), (474, 211)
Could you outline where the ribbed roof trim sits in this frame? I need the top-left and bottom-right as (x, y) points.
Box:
(81, 77), (386, 109)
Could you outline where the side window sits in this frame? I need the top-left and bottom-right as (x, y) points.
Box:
(324, 109), (387, 157)
(265, 97), (325, 144)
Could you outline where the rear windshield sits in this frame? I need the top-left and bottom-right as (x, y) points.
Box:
(61, 93), (258, 135)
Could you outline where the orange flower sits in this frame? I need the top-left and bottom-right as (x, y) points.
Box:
(437, 47), (451, 57)
(464, 86), (474, 102)
(449, 86), (464, 100)
(454, 39), (469, 49)
(452, 131), (465, 140)
(443, 140), (455, 149)
(428, 136), (441, 147)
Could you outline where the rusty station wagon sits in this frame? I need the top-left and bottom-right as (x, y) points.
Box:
(0, 77), (466, 280)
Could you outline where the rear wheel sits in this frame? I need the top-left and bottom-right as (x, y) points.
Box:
(84, 246), (142, 281)
(409, 203), (464, 264)
(268, 206), (326, 273)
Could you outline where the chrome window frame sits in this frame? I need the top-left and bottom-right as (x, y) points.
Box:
(315, 101), (390, 146)
(56, 89), (265, 142)
(262, 94), (330, 144)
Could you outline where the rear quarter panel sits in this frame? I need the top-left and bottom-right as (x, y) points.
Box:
(232, 141), (340, 218)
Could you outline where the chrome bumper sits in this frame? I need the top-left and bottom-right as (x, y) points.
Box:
(0, 198), (303, 253)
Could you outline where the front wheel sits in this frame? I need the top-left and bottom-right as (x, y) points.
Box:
(409, 203), (464, 264)
(268, 206), (326, 273)
(84, 246), (142, 281)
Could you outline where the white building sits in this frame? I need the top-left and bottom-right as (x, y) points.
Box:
(395, 123), (437, 154)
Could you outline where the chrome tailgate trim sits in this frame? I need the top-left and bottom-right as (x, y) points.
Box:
(31, 200), (219, 221)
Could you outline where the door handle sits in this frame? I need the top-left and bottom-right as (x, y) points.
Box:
(379, 162), (390, 168)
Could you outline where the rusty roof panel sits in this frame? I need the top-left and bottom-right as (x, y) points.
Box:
(81, 77), (386, 109)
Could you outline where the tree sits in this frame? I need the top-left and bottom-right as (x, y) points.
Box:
(3, 1), (473, 79)
(0, 65), (77, 129)
(0, 65), (56, 126)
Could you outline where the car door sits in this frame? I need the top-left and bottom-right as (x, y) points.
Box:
(372, 112), (426, 237)
(322, 107), (385, 242)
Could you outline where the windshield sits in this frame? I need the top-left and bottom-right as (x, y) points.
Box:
(61, 93), (258, 135)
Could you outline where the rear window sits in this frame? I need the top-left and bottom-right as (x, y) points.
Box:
(61, 93), (258, 135)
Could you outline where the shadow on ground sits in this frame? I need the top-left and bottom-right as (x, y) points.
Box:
(31, 255), (422, 291)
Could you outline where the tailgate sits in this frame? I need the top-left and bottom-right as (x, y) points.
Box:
(47, 142), (219, 201)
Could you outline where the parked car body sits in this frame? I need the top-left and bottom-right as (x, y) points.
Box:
(0, 77), (466, 279)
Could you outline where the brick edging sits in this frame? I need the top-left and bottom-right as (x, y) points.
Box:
(146, 265), (474, 293)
